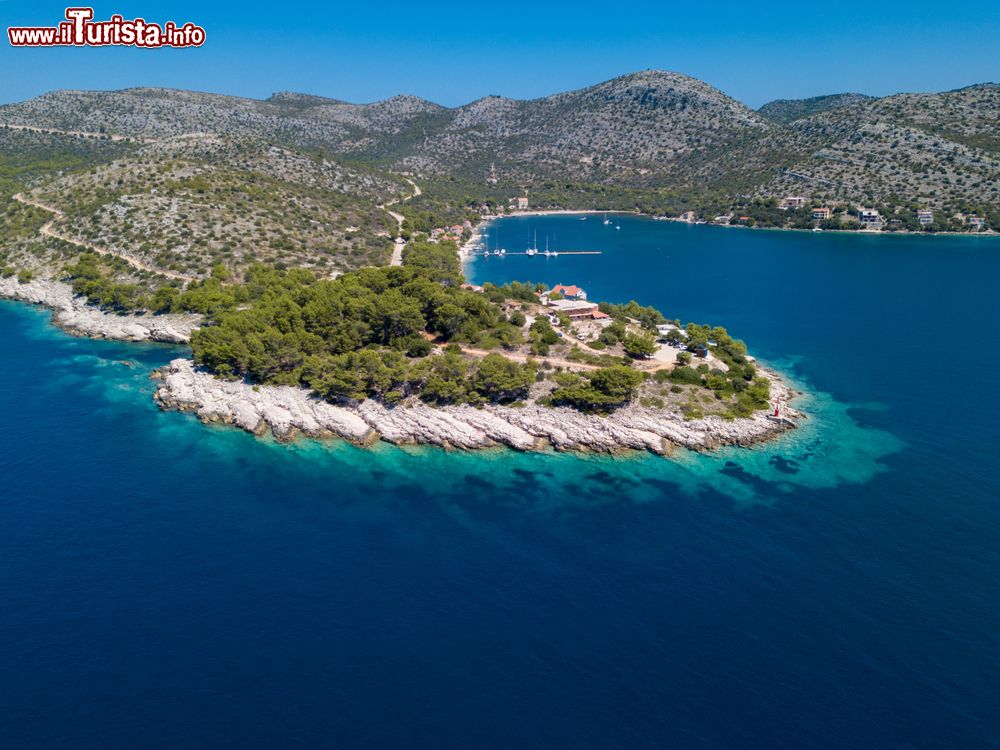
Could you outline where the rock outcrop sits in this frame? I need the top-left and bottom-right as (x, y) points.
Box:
(154, 359), (800, 455)
(0, 277), (200, 343)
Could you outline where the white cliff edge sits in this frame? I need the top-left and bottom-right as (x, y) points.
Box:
(0, 277), (200, 343)
(153, 359), (801, 455)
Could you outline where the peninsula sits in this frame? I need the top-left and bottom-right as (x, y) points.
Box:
(145, 241), (797, 454)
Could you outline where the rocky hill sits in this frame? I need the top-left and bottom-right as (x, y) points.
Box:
(758, 93), (874, 124)
(2, 71), (998, 285)
(760, 84), (1000, 211)
(0, 72), (777, 186)
(396, 71), (776, 185)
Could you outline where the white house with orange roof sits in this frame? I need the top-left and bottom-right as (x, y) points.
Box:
(549, 284), (587, 300)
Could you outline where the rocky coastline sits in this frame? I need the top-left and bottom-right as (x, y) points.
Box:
(153, 358), (800, 455)
(0, 277), (201, 344)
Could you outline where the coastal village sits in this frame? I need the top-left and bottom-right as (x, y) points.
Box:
(427, 162), (998, 235)
(421, 187), (995, 242)
(703, 196), (991, 233)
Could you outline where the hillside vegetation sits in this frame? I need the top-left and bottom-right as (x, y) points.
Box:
(758, 93), (875, 124)
(1, 71), (998, 289)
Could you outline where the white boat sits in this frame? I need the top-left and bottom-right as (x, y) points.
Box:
(526, 230), (541, 256)
(603, 214), (612, 225)
(615, 225), (621, 230)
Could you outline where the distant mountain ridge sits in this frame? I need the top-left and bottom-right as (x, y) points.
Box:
(0, 71), (774, 183)
(1, 70), (997, 251)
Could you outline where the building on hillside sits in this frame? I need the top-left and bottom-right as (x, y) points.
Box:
(713, 215), (732, 225)
(966, 215), (987, 230)
(513, 196), (529, 211)
(547, 299), (602, 320)
(781, 196), (807, 210)
(487, 163), (498, 184)
(549, 284), (587, 300)
(917, 209), (934, 226)
(678, 210), (697, 223)
(859, 208), (884, 229)
(812, 207), (833, 221)
(460, 283), (483, 293)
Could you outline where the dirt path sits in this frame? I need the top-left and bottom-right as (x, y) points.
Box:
(380, 177), (421, 266)
(13, 192), (194, 282)
(1, 122), (156, 143)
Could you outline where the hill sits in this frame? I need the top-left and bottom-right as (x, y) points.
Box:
(758, 93), (875, 124)
(394, 71), (775, 185)
(0, 72), (776, 187)
(760, 84), (1000, 213)
(1, 71), (998, 289)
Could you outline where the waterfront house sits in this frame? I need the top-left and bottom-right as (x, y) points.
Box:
(967, 215), (987, 230)
(781, 196), (807, 210)
(812, 207), (833, 221)
(513, 196), (529, 211)
(859, 208), (884, 229)
(917, 209), (934, 226)
(550, 284), (587, 300)
(679, 211), (697, 223)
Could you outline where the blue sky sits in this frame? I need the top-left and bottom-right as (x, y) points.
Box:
(2, 1), (997, 108)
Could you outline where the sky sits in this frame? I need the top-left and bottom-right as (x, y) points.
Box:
(1, 1), (998, 108)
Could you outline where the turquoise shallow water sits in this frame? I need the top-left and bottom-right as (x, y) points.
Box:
(1, 219), (999, 747)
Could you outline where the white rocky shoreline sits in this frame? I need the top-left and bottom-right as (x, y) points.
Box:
(0, 277), (200, 343)
(152, 358), (801, 456)
(2, 276), (802, 456)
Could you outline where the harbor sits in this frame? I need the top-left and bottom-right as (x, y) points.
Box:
(471, 228), (604, 258)
(472, 250), (603, 257)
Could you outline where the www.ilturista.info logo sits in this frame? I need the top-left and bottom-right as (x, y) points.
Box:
(8, 7), (205, 48)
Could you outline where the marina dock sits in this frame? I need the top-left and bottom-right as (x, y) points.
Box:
(474, 250), (602, 257)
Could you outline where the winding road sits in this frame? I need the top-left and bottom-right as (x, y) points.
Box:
(12, 192), (194, 283)
(380, 177), (421, 266)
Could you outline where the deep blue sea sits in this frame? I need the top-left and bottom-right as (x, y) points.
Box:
(2, 216), (999, 748)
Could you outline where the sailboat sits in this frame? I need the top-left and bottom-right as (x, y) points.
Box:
(490, 226), (505, 256)
(603, 212), (612, 226)
(526, 230), (540, 256)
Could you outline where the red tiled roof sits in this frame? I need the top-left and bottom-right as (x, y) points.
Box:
(551, 284), (583, 296)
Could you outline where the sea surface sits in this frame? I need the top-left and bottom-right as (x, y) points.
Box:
(2, 216), (999, 748)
